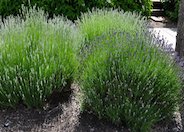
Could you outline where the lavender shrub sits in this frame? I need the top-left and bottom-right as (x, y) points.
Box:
(79, 31), (182, 132)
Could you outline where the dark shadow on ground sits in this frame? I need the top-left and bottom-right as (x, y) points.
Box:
(74, 111), (129, 132)
(0, 90), (72, 132)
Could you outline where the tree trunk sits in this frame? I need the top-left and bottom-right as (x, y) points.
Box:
(176, 0), (184, 57)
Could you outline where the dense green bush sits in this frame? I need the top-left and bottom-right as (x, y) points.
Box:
(0, 0), (152, 21)
(0, 0), (22, 18)
(79, 31), (181, 131)
(162, 0), (179, 22)
(0, 7), (79, 108)
(0, 0), (85, 20)
(110, 0), (153, 16)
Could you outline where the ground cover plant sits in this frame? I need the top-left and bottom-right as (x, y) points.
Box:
(0, 6), (79, 108)
(79, 29), (181, 131)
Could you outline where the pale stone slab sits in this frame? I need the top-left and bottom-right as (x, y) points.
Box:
(150, 16), (166, 22)
(150, 28), (177, 49)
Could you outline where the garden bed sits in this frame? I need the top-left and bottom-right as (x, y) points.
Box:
(0, 7), (183, 132)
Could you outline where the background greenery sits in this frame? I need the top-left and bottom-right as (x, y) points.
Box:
(0, 0), (152, 21)
(162, 0), (179, 22)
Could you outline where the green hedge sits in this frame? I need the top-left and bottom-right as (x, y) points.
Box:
(0, 7), (79, 108)
(110, 0), (152, 16)
(0, 0), (152, 20)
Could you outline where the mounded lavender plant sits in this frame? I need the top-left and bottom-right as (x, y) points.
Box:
(80, 31), (181, 132)
(0, 6), (79, 108)
(77, 9), (148, 43)
(77, 9), (149, 71)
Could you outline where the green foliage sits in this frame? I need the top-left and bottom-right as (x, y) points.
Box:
(83, 0), (153, 16)
(162, 0), (179, 22)
(110, 0), (153, 16)
(78, 11), (181, 131)
(29, 0), (86, 20)
(0, 0), (21, 18)
(0, 7), (79, 108)
(0, 0), (152, 21)
(0, 0), (86, 20)
(77, 9), (148, 42)
(79, 31), (181, 131)
(77, 9), (149, 77)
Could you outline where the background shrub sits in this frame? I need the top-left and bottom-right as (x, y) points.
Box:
(0, 7), (79, 108)
(0, 0), (152, 21)
(162, 0), (179, 22)
(79, 31), (181, 131)
(110, 0), (152, 16)
(77, 9), (148, 42)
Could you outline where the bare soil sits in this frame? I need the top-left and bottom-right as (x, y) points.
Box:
(0, 85), (130, 132)
(0, 84), (181, 132)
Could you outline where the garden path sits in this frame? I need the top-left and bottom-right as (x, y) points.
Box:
(151, 28), (177, 49)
